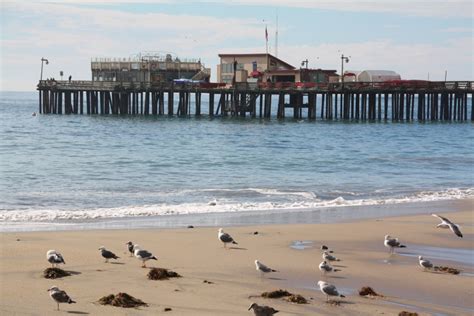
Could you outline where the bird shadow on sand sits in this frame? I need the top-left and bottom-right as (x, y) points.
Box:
(326, 275), (347, 279)
(228, 247), (248, 250)
(67, 311), (90, 315)
(65, 270), (82, 276)
(332, 264), (347, 268)
(267, 277), (286, 281)
(326, 300), (355, 306)
(109, 262), (126, 265)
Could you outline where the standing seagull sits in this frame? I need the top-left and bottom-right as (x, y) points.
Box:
(126, 241), (135, 257)
(432, 214), (463, 238)
(384, 235), (406, 254)
(47, 286), (76, 311)
(321, 245), (334, 253)
(322, 251), (340, 262)
(255, 260), (278, 278)
(317, 281), (345, 302)
(98, 246), (120, 263)
(218, 228), (238, 249)
(318, 260), (341, 275)
(418, 256), (433, 270)
(134, 245), (158, 268)
(248, 302), (279, 315)
(46, 250), (65, 268)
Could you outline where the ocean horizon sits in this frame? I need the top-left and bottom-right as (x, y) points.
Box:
(1, 91), (473, 231)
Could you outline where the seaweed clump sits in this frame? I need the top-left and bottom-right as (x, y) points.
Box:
(285, 294), (307, 304)
(398, 312), (418, 316)
(434, 266), (460, 275)
(147, 268), (181, 280)
(43, 267), (71, 279)
(98, 293), (148, 308)
(358, 286), (383, 297)
(261, 289), (292, 299)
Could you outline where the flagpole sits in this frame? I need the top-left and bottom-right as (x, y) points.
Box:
(265, 24), (268, 54)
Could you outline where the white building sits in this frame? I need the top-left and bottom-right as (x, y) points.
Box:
(357, 70), (401, 82)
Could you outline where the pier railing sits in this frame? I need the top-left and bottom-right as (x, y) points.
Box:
(36, 80), (473, 121)
(38, 80), (473, 93)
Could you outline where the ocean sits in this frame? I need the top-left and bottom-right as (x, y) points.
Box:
(1, 91), (472, 231)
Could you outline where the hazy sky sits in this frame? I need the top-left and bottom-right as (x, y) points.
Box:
(1, 0), (472, 91)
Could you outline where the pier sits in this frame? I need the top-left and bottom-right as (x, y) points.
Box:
(37, 80), (473, 121)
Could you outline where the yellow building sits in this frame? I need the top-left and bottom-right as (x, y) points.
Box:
(217, 53), (295, 84)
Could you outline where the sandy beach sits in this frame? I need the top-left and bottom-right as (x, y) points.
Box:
(1, 200), (472, 315)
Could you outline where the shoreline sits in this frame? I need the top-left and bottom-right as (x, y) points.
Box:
(2, 198), (472, 233)
(1, 201), (473, 315)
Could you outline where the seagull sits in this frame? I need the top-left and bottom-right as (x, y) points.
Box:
(418, 256), (433, 270)
(317, 280), (345, 302)
(126, 241), (135, 257)
(218, 228), (238, 249)
(46, 250), (65, 268)
(432, 214), (463, 238)
(318, 260), (341, 275)
(98, 246), (119, 263)
(208, 199), (217, 206)
(384, 235), (406, 254)
(321, 245), (334, 253)
(248, 302), (279, 315)
(322, 251), (340, 261)
(134, 245), (158, 268)
(47, 286), (76, 311)
(255, 260), (278, 278)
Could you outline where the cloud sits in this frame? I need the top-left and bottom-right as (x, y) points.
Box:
(206, 0), (473, 18)
(441, 27), (473, 33)
(276, 37), (473, 81)
(1, 1), (472, 90)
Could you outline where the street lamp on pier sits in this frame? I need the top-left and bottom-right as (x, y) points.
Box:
(40, 57), (49, 81)
(340, 54), (350, 88)
(301, 59), (308, 69)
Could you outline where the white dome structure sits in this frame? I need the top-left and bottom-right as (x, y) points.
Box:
(357, 70), (401, 82)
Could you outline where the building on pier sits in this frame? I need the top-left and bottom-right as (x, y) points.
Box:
(217, 53), (337, 84)
(344, 70), (401, 82)
(91, 52), (211, 84)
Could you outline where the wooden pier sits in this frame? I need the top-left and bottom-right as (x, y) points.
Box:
(37, 80), (473, 121)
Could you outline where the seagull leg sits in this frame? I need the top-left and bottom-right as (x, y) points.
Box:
(57, 302), (59, 311)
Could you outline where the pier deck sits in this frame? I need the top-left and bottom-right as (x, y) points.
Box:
(37, 80), (473, 121)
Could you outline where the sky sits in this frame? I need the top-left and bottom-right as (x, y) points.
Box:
(0, 0), (473, 91)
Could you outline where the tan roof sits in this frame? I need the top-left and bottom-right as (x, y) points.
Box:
(218, 53), (295, 70)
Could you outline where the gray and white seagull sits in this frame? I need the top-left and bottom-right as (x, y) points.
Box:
(47, 286), (76, 311)
(322, 251), (340, 261)
(46, 250), (65, 268)
(98, 246), (120, 263)
(418, 256), (433, 270)
(317, 280), (345, 302)
(126, 241), (135, 256)
(133, 245), (158, 268)
(432, 214), (463, 238)
(255, 260), (278, 278)
(218, 228), (238, 248)
(384, 235), (406, 254)
(318, 260), (341, 275)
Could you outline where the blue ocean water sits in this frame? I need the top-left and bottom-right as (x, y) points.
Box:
(0, 91), (473, 226)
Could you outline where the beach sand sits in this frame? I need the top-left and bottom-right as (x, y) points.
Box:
(1, 200), (472, 315)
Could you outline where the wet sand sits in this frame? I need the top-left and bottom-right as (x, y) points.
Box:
(1, 200), (472, 315)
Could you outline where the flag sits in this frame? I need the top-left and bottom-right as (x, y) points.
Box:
(265, 26), (268, 42)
